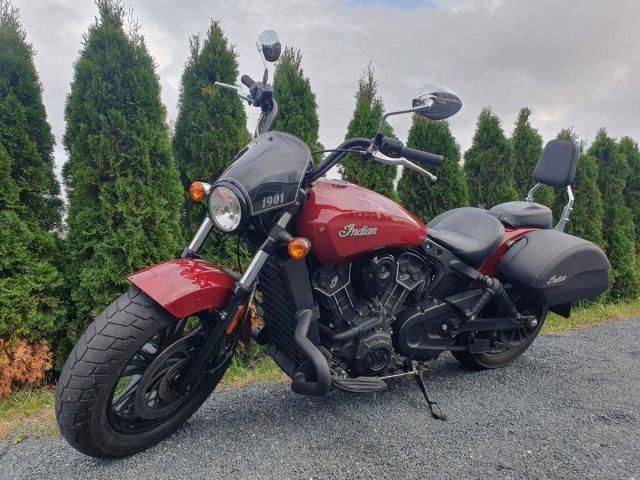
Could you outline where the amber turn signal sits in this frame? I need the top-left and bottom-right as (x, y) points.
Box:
(288, 237), (312, 260)
(189, 181), (210, 202)
(226, 304), (246, 335)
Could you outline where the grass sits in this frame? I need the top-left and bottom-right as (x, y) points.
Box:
(0, 387), (57, 444)
(1, 299), (638, 443)
(542, 298), (640, 334)
(221, 353), (286, 388)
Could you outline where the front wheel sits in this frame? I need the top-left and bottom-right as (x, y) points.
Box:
(56, 287), (234, 458)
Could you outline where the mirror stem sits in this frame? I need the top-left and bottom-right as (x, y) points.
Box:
(375, 107), (427, 144)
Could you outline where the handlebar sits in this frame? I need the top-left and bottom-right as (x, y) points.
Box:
(380, 137), (443, 167)
(241, 75), (256, 90)
(400, 146), (444, 167)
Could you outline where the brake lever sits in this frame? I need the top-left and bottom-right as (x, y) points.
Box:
(372, 152), (437, 182)
(214, 81), (254, 104)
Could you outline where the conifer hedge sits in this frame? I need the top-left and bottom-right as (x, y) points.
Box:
(62, 0), (183, 345)
(464, 107), (518, 208)
(340, 64), (396, 198)
(0, 0), (65, 384)
(397, 117), (468, 221)
(172, 21), (251, 265)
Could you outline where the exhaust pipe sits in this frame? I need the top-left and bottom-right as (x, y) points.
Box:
(291, 309), (331, 396)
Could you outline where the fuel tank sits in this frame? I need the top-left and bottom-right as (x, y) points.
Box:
(297, 179), (426, 265)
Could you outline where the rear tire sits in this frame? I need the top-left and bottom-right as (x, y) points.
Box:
(55, 287), (231, 458)
(452, 310), (546, 370)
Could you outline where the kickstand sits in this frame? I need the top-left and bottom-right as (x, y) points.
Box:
(414, 368), (446, 421)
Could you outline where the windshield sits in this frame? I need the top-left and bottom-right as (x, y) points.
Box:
(216, 132), (311, 216)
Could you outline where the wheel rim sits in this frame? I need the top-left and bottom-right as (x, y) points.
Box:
(489, 307), (545, 353)
(107, 315), (223, 434)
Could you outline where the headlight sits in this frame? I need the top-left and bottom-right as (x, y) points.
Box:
(208, 185), (242, 232)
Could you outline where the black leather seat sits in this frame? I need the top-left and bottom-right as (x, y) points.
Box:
(489, 201), (552, 229)
(427, 207), (505, 266)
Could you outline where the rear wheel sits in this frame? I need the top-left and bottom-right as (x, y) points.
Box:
(452, 307), (546, 370)
(56, 287), (235, 458)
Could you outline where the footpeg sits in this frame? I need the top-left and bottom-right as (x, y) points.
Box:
(331, 375), (387, 393)
(414, 367), (446, 421)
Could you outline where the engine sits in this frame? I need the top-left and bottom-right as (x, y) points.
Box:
(311, 252), (433, 377)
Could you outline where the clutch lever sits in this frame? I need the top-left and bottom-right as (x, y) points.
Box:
(371, 152), (437, 182)
(214, 81), (254, 104)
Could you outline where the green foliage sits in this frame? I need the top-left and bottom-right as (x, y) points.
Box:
(619, 136), (640, 249)
(397, 117), (468, 221)
(511, 108), (554, 206)
(172, 21), (251, 265)
(272, 47), (322, 157)
(0, 0), (61, 231)
(0, 210), (65, 342)
(0, 2), (65, 348)
(464, 107), (518, 208)
(554, 128), (604, 246)
(340, 64), (396, 198)
(63, 0), (183, 334)
(588, 129), (639, 300)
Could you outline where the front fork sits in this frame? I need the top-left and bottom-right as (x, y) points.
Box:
(177, 207), (297, 391)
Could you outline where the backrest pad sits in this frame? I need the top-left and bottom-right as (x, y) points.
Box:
(532, 139), (579, 188)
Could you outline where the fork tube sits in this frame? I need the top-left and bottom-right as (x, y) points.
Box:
(180, 217), (213, 259)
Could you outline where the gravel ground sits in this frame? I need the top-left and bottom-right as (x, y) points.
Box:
(2, 319), (639, 480)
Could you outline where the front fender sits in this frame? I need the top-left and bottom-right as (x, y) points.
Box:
(128, 259), (236, 319)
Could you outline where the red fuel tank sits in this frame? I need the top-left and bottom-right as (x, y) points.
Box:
(296, 179), (427, 265)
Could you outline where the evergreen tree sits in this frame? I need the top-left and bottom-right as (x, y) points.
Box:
(272, 47), (322, 156)
(619, 136), (640, 250)
(554, 128), (604, 246)
(588, 129), (639, 300)
(63, 0), (183, 333)
(0, 0), (61, 231)
(511, 107), (554, 206)
(463, 107), (518, 208)
(397, 117), (468, 221)
(340, 64), (396, 198)
(0, 2), (65, 355)
(173, 22), (251, 264)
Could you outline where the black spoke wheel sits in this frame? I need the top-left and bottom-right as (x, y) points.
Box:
(107, 318), (216, 433)
(56, 287), (237, 458)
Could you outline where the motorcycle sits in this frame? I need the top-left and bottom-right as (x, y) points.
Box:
(56, 30), (610, 458)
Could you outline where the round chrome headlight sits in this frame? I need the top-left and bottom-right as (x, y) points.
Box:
(207, 185), (242, 232)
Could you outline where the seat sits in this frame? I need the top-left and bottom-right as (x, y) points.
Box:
(489, 139), (579, 230)
(489, 201), (552, 229)
(427, 207), (505, 266)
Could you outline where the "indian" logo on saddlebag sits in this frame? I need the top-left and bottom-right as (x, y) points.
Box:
(338, 223), (378, 238)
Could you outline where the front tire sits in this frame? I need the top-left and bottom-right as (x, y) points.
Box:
(56, 287), (231, 458)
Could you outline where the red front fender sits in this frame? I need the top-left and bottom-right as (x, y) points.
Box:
(128, 259), (236, 319)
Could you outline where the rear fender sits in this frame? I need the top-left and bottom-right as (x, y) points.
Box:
(128, 259), (236, 319)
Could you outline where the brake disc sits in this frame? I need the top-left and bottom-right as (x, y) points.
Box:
(134, 333), (202, 420)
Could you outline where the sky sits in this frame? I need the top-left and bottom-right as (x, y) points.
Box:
(13, 0), (640, 185)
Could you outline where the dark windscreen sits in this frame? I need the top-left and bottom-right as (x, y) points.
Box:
(216, 132), (311, 215)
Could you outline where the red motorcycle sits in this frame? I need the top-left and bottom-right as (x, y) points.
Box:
(56, 31), (610, 457)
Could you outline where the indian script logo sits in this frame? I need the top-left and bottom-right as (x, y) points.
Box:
(338, 223), (378, 238)
(546, 274), (567, 286)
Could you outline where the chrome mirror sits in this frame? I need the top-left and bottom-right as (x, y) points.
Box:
(257, 30), (281, 63)
(412, 84), (462, 121)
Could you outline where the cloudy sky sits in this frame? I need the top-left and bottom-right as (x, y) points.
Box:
(13, 0), (640, 182)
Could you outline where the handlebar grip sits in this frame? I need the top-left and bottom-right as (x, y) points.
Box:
(241, 75), (256, 89)
(400, 146), (444, 167)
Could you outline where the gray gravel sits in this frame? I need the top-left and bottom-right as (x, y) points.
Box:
(2, 319), (639, 480)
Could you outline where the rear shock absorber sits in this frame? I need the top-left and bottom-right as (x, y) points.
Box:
(467, 277), (518, 321)
(449, 260), (521, 322)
